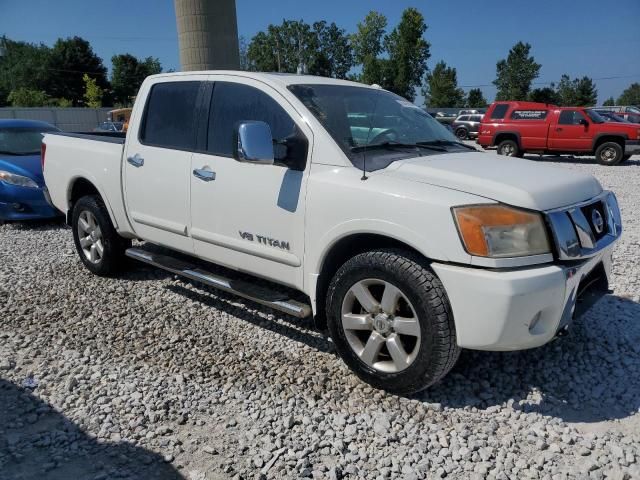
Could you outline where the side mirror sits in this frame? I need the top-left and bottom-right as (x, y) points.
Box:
(235, 121), (274, 165)
(579, 118), (589, 127)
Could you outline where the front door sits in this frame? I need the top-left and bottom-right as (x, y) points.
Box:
(124, 79), (202, 253)
(548, 110), (593, 151)
(190, 77), (312, 289)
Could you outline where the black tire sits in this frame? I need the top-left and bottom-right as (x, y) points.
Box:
(455, 127), (468, 140)
(595, 142), (623, 165)
(326, 249), (460, 395)
(497, 139), (523, 157)
(72, 195), (131, 276)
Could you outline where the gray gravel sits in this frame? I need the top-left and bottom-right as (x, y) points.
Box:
(1, 152), (639, 480)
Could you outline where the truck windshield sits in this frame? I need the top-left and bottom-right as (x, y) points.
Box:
(289, 84), (467, 172)
(0, 127), (58, 156)
(585, 109), (606, 124)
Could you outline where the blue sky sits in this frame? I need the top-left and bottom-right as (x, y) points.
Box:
(1, 0), (639, 103)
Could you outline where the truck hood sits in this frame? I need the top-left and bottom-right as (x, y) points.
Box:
(380, 152), (602, 211)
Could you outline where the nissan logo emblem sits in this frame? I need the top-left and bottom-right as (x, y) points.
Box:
(592, 209), (604, 234)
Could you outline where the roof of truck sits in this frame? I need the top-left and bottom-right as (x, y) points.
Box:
(146, 70), (376, 89)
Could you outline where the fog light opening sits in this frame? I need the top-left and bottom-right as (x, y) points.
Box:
(528, 312), (543, 334)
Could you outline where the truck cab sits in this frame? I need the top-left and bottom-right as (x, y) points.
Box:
(478, 101), (640, 165)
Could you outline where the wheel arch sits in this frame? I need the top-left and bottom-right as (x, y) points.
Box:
(312, 232), (430, 330)
(66, 176), (118, 229)
(592, 133), (626, 151)
(492, 131), (521, 148)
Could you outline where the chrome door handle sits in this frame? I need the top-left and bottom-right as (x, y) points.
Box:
(127, 154), (144, 167)
(193, 167), (216, 182)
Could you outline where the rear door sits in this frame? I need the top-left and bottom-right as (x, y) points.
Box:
(124, 78), (203, 253)
(548, 110), (593, 151)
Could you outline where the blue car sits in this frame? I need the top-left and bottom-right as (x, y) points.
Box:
(0, 119), (61, 222)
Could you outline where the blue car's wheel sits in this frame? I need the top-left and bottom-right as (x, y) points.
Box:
(72, 195), (130, 276)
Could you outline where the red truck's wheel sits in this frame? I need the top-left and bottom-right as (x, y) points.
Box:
(497, 139), (523, 158)
(595, 142), (624, 166)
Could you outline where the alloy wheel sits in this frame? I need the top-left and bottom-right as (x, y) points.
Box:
(77, 210), (104, 264)
(341, 279), (421, 373)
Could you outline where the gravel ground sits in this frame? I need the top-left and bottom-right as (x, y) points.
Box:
(1, 152), (639, 480)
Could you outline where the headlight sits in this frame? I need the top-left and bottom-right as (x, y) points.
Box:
(453, 204), (551, 257)
(0, 170), (39, 189)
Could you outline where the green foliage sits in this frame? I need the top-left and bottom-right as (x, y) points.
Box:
(7, 88), (50, 107)
(466, 88), (487, 108)
(239, 36), (250, 71)
(618, 83), (640, 105)
(422, 61), (465, 108)
(493, 42), (541, 101)
(351, 11), (387, 65)
(52, 98), (73, 107)
(246, 20), (352, 78)
(111, 54), (162, 106)
(602, 97), (615, 106)
(383, 8), (430, 100)
(83, 74), (103, 108)
(0, 36), (51, 106)
(528, 86), (560, 105)
(556, 75), (597, 106)
(45, 36), (109, 106)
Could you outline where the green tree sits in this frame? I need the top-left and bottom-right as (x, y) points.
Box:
(111, 54), (162, 106)
(602, 96), (615, 106)
(466, 88), (487, 108)
(0, 36), (51, 106)
(573, 76), (597, 106)
(383, 8), (430, 100)
(7, 88), (49, 107)
(309, 21), (353, 79)
(247, 20), (315, 73)
(45, 36), (109, 106)
(350, 11), (388, 85)
(83, 74), (103, 108)
(618, 83), (640, 105)
(239, 36), (250, 71)
(422, 61), (465, 108)
(493, 42), (541, 101)
(528, 86), (560, 104)
(556, 75), (597, 106)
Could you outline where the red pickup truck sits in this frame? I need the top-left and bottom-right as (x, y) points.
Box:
(477, 101), (640, 165)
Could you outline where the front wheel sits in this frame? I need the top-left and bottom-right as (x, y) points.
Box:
(326, 250), (460, 394)
(72, 195), (131, 276)
(595, 142), (623, 165)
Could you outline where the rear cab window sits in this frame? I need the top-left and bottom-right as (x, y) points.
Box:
(139, 81), (201, 150)
(490, 104), (509, 120)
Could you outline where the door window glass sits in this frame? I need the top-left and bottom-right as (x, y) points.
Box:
(208, 82), (297, 157)
(490, 104), (509, 119)
(558, 110), (587, 125)
(140, 81), (200, 149)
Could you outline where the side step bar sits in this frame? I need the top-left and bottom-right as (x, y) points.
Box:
(125, 247), (312, 318)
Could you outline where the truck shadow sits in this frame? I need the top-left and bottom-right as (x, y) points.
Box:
(524, 154), (640, 167)
(0, 378), (184, 480)
(419, 294), (640, 424)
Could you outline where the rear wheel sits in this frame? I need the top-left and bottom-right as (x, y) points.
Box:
(497, 139), (523, 157)
(326, 249), (460, 394)
(72, 195), (130, 276)
(595, 142), (623, 165)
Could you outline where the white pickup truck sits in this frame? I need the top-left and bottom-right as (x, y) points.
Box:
(43, 72), (622, 394)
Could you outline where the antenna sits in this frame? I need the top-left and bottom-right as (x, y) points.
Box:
(361, 94), (380, 181)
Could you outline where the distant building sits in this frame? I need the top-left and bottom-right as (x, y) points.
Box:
(174, 0), (240, 71)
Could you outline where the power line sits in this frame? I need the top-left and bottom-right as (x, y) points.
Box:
(459, 74), (640, 89)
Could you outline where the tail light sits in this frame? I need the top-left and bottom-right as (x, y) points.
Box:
(41, 142), (47, 171)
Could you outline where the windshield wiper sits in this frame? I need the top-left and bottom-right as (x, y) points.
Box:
(418, 140), (478, 151)
(351, 141), (447, 153)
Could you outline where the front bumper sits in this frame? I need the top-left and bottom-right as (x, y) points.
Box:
(625, 140), (640, 156)
(0, 183), (60, 221)
(432, 248), (613, 351)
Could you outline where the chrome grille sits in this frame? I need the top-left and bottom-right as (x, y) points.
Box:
(546, 191), (622, 260)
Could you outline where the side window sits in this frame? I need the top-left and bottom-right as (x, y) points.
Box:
(490, 104), (509, 119)
(558, 110), (586, 125)
(459, 116), (469, 122)
(140, 81), (200, 149)
(208, 82), (298, 157)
